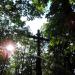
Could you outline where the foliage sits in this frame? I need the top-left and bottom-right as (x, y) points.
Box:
(41, 0), (75, 75)
(1, 0), (75, 75)
(0, 0), (33, 75)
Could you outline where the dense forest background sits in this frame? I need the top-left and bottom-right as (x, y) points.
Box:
(0, 0), (75, 75)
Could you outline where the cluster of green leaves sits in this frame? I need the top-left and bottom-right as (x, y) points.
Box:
(1, 0), (75, 75)
(41, 0), (75, 75)
(0, 0), (33, 75)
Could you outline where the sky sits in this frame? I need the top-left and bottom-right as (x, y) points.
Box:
(20, 16), (47, 34)
(20, 1), (51, 35)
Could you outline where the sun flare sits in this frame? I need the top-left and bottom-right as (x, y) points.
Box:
(0, 38), (16, 58)
(6, 44), (15, 52)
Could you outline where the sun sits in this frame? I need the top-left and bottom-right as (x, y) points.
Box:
(6, 44), (14, 52)
(0, 38), (16, 58)
(5, 42), (16, 57)
(6, 44), (15, 54)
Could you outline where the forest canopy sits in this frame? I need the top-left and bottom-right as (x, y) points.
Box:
(0, 0), (75, 75)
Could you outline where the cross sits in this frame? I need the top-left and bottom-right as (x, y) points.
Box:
(28, 30), (49, 75)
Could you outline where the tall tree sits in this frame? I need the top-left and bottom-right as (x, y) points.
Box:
(41, 0), (75, 75)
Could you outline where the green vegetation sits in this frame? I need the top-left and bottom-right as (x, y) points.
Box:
(0, 0), (75, 75)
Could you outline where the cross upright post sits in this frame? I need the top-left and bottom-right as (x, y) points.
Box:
(36, 30), (42, 75)
(35, 30), (49, 75)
